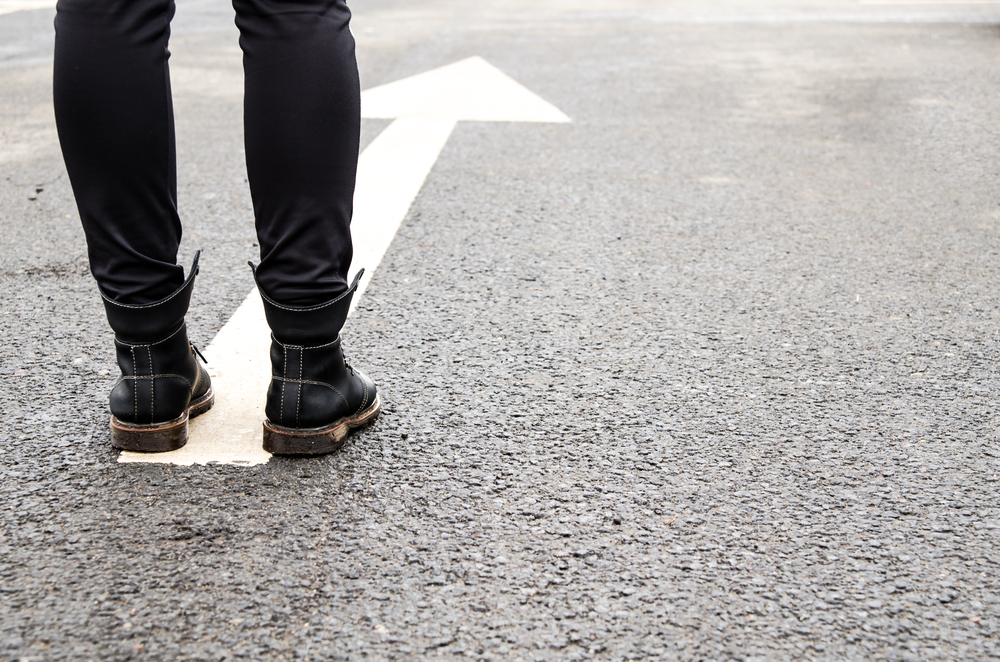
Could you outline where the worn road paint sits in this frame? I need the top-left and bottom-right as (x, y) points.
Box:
(120, 57), (570, 466)
(352, 57), (570, 303)
(118, 293), (274, 466)
(0, 0), (53, 15)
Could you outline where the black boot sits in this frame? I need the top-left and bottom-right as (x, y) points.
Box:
(250, 265), (380, 455)
(103, 252), (214, 452)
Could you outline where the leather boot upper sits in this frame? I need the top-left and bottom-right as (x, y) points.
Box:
(251, 265), (378, 430)
(109, 324), (210, 425)
(265, 336), (377, 429)
(103, 253), (211, 425)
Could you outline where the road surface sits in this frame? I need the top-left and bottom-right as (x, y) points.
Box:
(1, 0), (999, 659)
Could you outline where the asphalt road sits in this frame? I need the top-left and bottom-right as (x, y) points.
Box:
(2, 0), (1000, 660)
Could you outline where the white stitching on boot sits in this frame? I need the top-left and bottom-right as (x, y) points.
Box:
(271, 376), (348, 409)
(147, 345), (154, 424)
(130, 346), (137, 420)
(119, 374), (192, 389)
(270, 335), (341, 351)
(114, 324), (186, 348)
(280, 344), (287, 426)
(354, 379), (368, 417)
(296, 348), (303, 429)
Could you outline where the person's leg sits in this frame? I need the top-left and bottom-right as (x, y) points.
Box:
(234, 0), (360, 306)
(53, 0), (213, 451)
(54, 0), (185, 304)
(234, 0), (379, 455)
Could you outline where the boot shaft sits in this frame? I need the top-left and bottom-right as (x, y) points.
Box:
(102, 252), (201, 343)
(249, 263), (361, 346)
(102, 253), (211, 426)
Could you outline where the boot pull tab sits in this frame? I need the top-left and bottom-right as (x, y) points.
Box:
(191, 343), (208, 364)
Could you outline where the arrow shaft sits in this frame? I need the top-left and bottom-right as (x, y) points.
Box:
(120, 56), (569, 465)
(349, 116), (457, 305)
(122, 115), (459, 465)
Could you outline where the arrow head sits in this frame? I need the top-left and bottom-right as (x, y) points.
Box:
(361, 56), (571, 123)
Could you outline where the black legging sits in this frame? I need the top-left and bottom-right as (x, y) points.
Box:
(53, 0), (360, 306)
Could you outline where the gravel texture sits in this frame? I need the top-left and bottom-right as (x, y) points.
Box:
(1, 0), (1000, 660)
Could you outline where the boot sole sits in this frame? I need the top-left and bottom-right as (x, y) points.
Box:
(110, 387), (215, 453)
(263, 393), (381, 456)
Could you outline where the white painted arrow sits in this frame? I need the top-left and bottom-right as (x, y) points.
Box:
(119, 56), (570, 466)
(0, 1), (55, 16)
(351, 56), (570, 305)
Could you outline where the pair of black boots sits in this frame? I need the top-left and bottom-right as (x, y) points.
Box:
(103, 253), (379, 455)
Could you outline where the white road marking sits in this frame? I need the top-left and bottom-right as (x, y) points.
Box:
(120, 56), (570, 466)
(0, 0), (54, 16)
(350, 116), (457, 307)
(119, 292), (274, 467)
(351, 57), (570, 304)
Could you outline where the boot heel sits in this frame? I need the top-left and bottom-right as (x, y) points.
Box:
(262, 421), (347, 456)
(111, 414), (189, 452)
(110, 386), (215, 453)
(264, 393), (380, 456)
